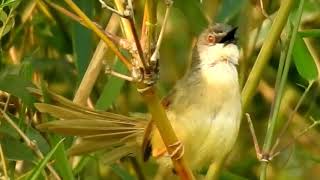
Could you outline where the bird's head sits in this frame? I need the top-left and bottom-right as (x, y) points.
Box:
(194, 24), (239, 68)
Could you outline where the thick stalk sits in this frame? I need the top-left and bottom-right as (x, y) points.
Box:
(241, 0), (294, 111)
(73, 15), (120, 105)
(139, 0), (194, 179)
(260, 0), (303, 179)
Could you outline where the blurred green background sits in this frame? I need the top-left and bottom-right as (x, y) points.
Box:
(0, 0), (320, 179)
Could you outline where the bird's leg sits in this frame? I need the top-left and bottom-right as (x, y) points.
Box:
(168, 140), (184, 160)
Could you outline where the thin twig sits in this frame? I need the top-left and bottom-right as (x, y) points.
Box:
(245, 113), (262, 160)
(105, 66), (134, 81)
(150, 0), (173, 63)
(128, 17), (148, 70)
(3, 94), (10, 112)
(98, 0), (129, 18)
(259, 0), (270, 19)
(0, 144), (8, 179)
(270, 80), (314, 155)
(270, 117), (320, 159)
(0, 110), (61, 180)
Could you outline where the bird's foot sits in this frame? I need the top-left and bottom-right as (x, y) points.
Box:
(168, 141), (184, 160)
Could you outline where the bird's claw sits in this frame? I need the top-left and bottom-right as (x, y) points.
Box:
(168, 141), (184, 160)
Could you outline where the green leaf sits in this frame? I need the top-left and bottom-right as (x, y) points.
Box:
(0, 137), (36, 161)
(28, 138), (65, 180)
(0, 122), (19, 139)
(26, 127), (50, 154)
(95, 59), (127, 110)
(174, 0), (208, 35)
(110, 164), (135, 180)
(299, 29), (320, 37)
(216, 0), (245, 22)
(0, 8), (15, 38)
(292, 32), (318, 81)
(0, 0), (21, 9)
(72, 0), (93, 79)
(0, 74), (36, 106)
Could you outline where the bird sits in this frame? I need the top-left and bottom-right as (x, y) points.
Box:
(32, 23), (241, 178)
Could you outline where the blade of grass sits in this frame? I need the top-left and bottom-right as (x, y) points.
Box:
(28, 138), (65, 180)
(299, 29), (320, 37)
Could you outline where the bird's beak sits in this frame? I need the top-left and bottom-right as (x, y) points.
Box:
(220, 27), (238, 44)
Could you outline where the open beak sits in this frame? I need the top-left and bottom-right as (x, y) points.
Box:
(220, 27), (238, 44)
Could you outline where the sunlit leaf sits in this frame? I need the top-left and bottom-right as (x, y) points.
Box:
(0, 10), (15, 38)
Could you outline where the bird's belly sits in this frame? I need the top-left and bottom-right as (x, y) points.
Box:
(175, 101), (241, 171)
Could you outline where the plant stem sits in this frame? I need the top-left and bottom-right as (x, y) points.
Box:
(141, 87), (194, 180)
(73, 15), (120, 105)
(241, 0), (294, 111)
(0, 144), (8, 179)
(260, 0), (304, 179)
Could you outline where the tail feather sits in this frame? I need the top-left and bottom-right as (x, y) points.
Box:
(30, 88), (147, 159)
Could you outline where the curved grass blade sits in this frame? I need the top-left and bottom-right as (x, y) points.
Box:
(28, 138), (65, 180)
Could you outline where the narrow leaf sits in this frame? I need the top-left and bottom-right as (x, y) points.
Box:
(28, 138), (64, 180)
(292, 32), (318, 80)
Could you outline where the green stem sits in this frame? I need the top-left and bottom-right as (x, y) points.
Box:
(241, 0), (294, 111)
(299, 29), (320, 37)
(260, 0), (305, 179)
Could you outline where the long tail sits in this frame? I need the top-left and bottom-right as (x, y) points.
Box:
(29, 88), (148, 163)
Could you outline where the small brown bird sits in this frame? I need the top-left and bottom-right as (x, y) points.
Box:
(34, 23), (241, 177)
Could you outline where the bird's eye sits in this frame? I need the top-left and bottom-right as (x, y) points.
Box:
(207, 34), (215, 44)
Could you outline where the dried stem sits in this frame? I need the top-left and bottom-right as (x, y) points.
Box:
(0, 110), (61, 180)
(0, 144), (8, 179)
(245, 113), (262, 160)
(150, 0), (172, 63)
(271, 117), (320, 159)
(73, 14), (120, 105)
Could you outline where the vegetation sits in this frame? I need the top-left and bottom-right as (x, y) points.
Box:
(0, 0), (320, 179)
